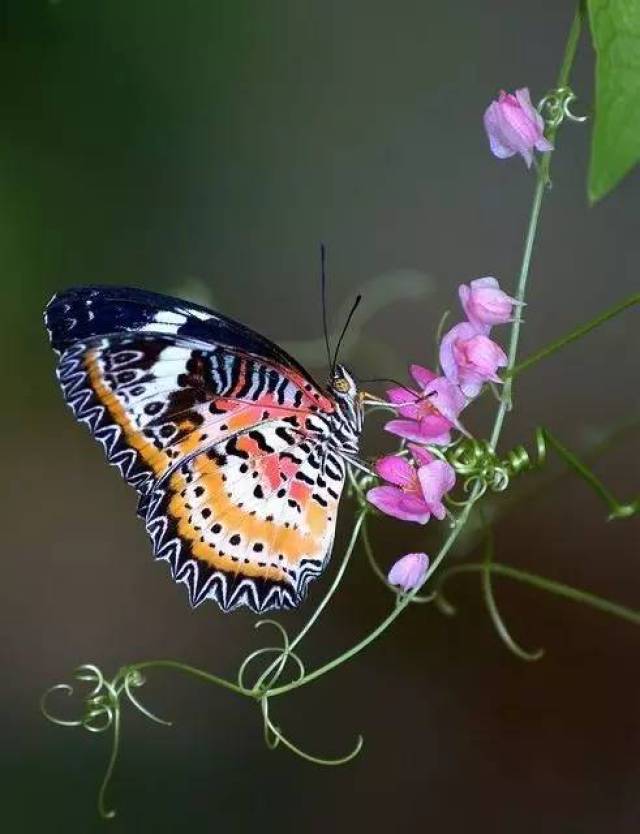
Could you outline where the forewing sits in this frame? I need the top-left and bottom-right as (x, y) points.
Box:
(45, 285), (326, 393)
(45, 288), (335, 510)
(145, 421), (347, 612)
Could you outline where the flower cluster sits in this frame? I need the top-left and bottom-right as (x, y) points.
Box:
(368, 276), (518, 591)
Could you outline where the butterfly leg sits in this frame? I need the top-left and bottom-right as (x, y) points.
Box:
(341, 455), (376, 478)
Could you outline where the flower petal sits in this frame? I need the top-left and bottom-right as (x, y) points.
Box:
(409, 364), (438, 390)
(366, 486), (430, 524)
(465, 334), (508, 373)
(384, 417), (451, 445)
(417, 460), (456, 520)
(386, 386), (418, 406)
(439, 322), (478, 383)
(408, 443), (434, 466)
(423, 376), (468, 425)
(470, 276), (499, 291)
(459, 377), (484, 398)
(417, 415), (453, 445)
(458, 283), (489, 333)
(505, 89), (541, 147)
(483, 102), (516, 159)
(374, 454), (415, 487)
(535, 135), (554, 152)
(514, 87), (537, 122)
(386, 386), (421, 420)
(384, 418), (428, 443)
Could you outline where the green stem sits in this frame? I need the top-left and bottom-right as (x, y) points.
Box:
(361, 515), (388, 585)
(479, 523), (544, 661)
(509, 292), (640, 379)
(555, 0), (585, 95)
(131, 660), (253, 698)
(489, 175), (545, 443)
(97, 701), (120, 820)
(437, 561), (640, 626)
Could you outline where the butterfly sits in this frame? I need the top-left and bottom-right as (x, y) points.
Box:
(44, 286), (364, 614)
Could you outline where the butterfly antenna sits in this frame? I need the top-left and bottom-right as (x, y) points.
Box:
(332, 294), (362, 374)
(359, 376), (415, 395)
(320, 243), (333, 372)
(359, 376), (438, 405)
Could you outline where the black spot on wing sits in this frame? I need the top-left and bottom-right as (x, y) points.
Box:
(226, 437), (249, 459)
(248, 430), (275, 453)
(275, 426), (297, 445)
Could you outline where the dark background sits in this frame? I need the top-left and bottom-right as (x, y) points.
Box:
(1, 2), (639, 832)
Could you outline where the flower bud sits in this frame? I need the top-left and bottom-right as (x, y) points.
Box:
(387, 552), (429, 592)
(459, 276), (518, 331)
(439, 322), (508, 398)
(483, 88), (553, 168)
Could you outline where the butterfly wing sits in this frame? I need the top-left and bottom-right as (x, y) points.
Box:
(45, 287), (346, 611)
(145, 420), (347, 612)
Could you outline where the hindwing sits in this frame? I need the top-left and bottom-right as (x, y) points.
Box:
(146, 421), (346, 612)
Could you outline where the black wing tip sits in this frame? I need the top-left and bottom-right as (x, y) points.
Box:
(43, 285), (160, 352)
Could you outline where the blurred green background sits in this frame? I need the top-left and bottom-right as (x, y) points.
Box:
(1, 2), (638, 832)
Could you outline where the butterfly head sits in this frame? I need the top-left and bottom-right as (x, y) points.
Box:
(331, 363), (357, 397)
(328, 364), (362, 453)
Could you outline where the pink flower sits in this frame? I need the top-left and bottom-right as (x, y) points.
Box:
(439, 322), (508, 398)
(366, 445), (456, 524)
(458, 276), (519, 332)
(483, 88), (553, 168)
(388, 552), (429, 592)
(385, 364), (467, 445)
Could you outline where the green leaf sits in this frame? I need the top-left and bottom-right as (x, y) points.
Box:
(587, 0), (640, 202)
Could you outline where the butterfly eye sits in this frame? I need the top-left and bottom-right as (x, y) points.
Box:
(333, 377), (350, 394)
